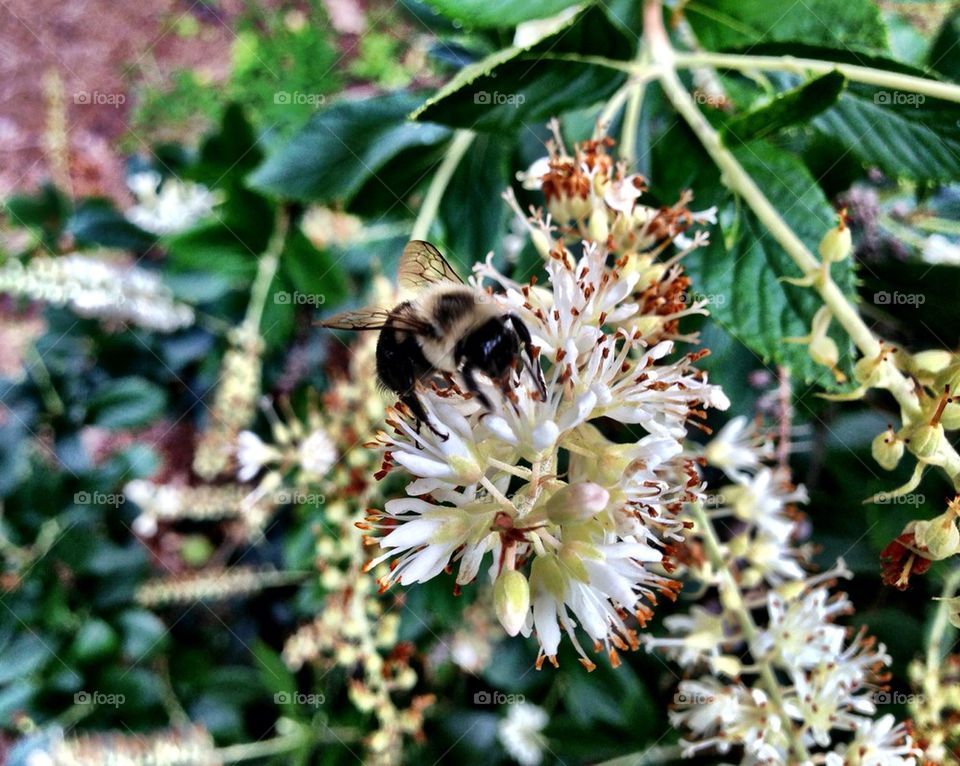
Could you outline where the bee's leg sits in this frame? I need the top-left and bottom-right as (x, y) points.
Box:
(399, 391), (447, 441)
(461, 365), (493, 411)
(507, 314), (547, 400)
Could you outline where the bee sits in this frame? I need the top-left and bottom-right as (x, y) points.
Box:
(318, 241), (547, 438)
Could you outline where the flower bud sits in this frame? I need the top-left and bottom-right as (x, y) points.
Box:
(494, 569), (530, 637)
(913, 506), (960, 560)
(809, 334), (840, 371)
(900, 421), (944, 461)
(544, 482), (609, 525)
(871, 428), (904, 471)
(912, 350), (953, 376)
(941, 401), (960, 430)
(530, 229), (552, 260)
(588, 207), (609, 244)
(818, 217), (852, 263)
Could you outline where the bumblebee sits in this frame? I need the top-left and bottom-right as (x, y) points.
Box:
(318, 241), (547, 437)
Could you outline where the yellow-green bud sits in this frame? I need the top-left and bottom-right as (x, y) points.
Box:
(900, 421), (944, 461)
(871, 428), (904, 471)
(809, 334), (840, 370)
(912, 350), (953, 376)
(531, 229), (552, 260)
(544, 482), (609, 525)
(818, 218), (852, 263)
(494, 569), (530, 637)
(914, 507), (960, 560)
(941, 401), (960, 430)
(530, 555), (566, 602)
(588, 207), (609, 244)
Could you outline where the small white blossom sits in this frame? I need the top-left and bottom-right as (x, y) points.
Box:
(0, 254), (194, 332)
(498, 703), (549, 766)
(126, 170), (219, 235)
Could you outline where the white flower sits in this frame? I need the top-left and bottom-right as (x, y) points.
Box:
(824, 715), (918, 766)
(298, 427), (338, 477)
(921, 233), (960, 266)
(0, 254), (194, 332)
(126, 171), (219, 235)
(367, 139), (725, 667)
(498, 703), (549, 766)
(702, 415), (771, 480)
(236, 430), (280, 482)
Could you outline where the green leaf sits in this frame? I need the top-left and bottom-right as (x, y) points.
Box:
(88, 376), (168, 428)
(0, 634), (50, 684)
(662, 136), (856, 388)
(70, 619), (119, 664)
(279, 227), (347, 308)
(422, 0), (578, 28)
(929, 10), (960, 83)
(5, 184), (71, 248)
(412, 6), (632, 132)
(723, 71), (847, 144)
(685, 0), (888, 53)
(812, 83), (960, 182)
(247, 92), (451, 203)
(118, 609), (170, 663)
(66, 199), (157, 251)
(438, 133), (512, 264)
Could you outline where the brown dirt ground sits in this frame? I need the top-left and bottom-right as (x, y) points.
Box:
(0, 0), (243, 202)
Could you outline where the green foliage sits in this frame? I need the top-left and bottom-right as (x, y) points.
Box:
(685, 0), (888, 52)
(4, 1), (960, 764)
(248, 92), (452, 204)
(421, 0), (578, 29)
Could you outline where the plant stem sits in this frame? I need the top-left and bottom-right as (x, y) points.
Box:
(620, 76), (645, 166)
(594, 744), (685, 766)
(927, 567), (960, 671)
(410, 130), (475, 242)
(643, 0), (960, 487)
(214, 726), (357, 763)
(687, 503), (811, 762)
(671, 51), (960, 104)
(244, 207), (290, 332)
(25, 344), (64, 416)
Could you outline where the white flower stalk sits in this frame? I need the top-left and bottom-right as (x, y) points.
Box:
(126, 170), (220, 235)
(498, 703), (549, 766)
(364, 153), (727, 670)
(0, 253), (194, 332)
(645, 407), (918, 764)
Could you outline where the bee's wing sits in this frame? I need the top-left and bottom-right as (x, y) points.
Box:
(316, 307), (432, 334)
(398, 240), (464, 292)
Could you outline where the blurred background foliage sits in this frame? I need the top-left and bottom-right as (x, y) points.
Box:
(1, 0), (960, 764)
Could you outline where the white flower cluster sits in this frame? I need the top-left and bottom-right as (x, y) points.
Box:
(646, 416), (918, 764)
(0, 253), (194, 332)
(126, 170), (220, 236)
(363, 138), (729, 669)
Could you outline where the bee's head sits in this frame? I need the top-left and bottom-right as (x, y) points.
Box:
(457, 316), (521, 383)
